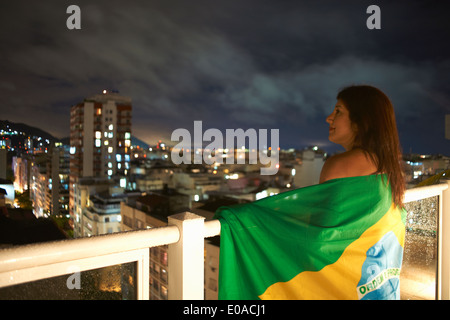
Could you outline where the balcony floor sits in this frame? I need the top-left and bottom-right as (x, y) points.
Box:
(400, 233), (437, 300)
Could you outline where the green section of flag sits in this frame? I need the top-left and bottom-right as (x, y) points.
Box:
(214, 174), (395, 300)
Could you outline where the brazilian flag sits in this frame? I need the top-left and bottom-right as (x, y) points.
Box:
(214, 174), (406, 300)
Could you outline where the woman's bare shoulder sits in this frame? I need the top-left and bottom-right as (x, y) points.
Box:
(319, 149), (378, 183)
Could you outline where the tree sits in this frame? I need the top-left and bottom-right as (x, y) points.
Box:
(15, 190), (33, 209)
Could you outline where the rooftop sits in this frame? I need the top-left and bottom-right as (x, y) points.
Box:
(0, 208), (67, 246)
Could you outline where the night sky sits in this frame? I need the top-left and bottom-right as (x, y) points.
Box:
(1, 0), (450, 155)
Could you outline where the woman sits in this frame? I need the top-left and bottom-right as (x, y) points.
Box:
(215, 85), (407, 300)
(320, 85), (405, 207)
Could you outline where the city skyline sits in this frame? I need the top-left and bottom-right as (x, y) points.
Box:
(1, 1), (450, 155)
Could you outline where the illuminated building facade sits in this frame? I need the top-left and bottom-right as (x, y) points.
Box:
(69, 91), (132, 226)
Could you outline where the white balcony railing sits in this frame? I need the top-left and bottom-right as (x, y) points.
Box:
(0, 180), (449, 300)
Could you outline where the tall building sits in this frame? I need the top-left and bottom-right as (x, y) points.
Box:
(69, 90), (132, 224)
(28, 143), (70, 218)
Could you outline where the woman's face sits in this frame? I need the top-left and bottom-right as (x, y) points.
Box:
(326, 99), (357, 150)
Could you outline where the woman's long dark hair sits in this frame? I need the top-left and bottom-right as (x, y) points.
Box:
(337, 85), (405, 207)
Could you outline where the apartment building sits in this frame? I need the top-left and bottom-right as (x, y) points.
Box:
(69, 90), (132, 224)
(72, 177), (128, 238)
(121, 189), (190, 299)
(82, 189), (126, 237)
(27, 144), (70, 218)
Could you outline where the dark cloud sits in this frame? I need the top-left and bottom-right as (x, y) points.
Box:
(1, 0), (449, 154)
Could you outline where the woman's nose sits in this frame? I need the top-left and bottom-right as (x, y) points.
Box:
(326, 112), (334, 124)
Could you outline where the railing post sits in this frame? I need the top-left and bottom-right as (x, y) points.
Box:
(167, 212), (205, 300)
(441, 179), (450, 300)
(136, 249), (150, 300)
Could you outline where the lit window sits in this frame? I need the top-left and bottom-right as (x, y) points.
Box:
(108, 147), (113, 153)
(70, 146), (76, 154)
(95, 131), (102, 139)
(125, 132), (131, 139)
(108, 169), (113, 176)
(108, 124), (114, 131)
(95, 139), (101, 147)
